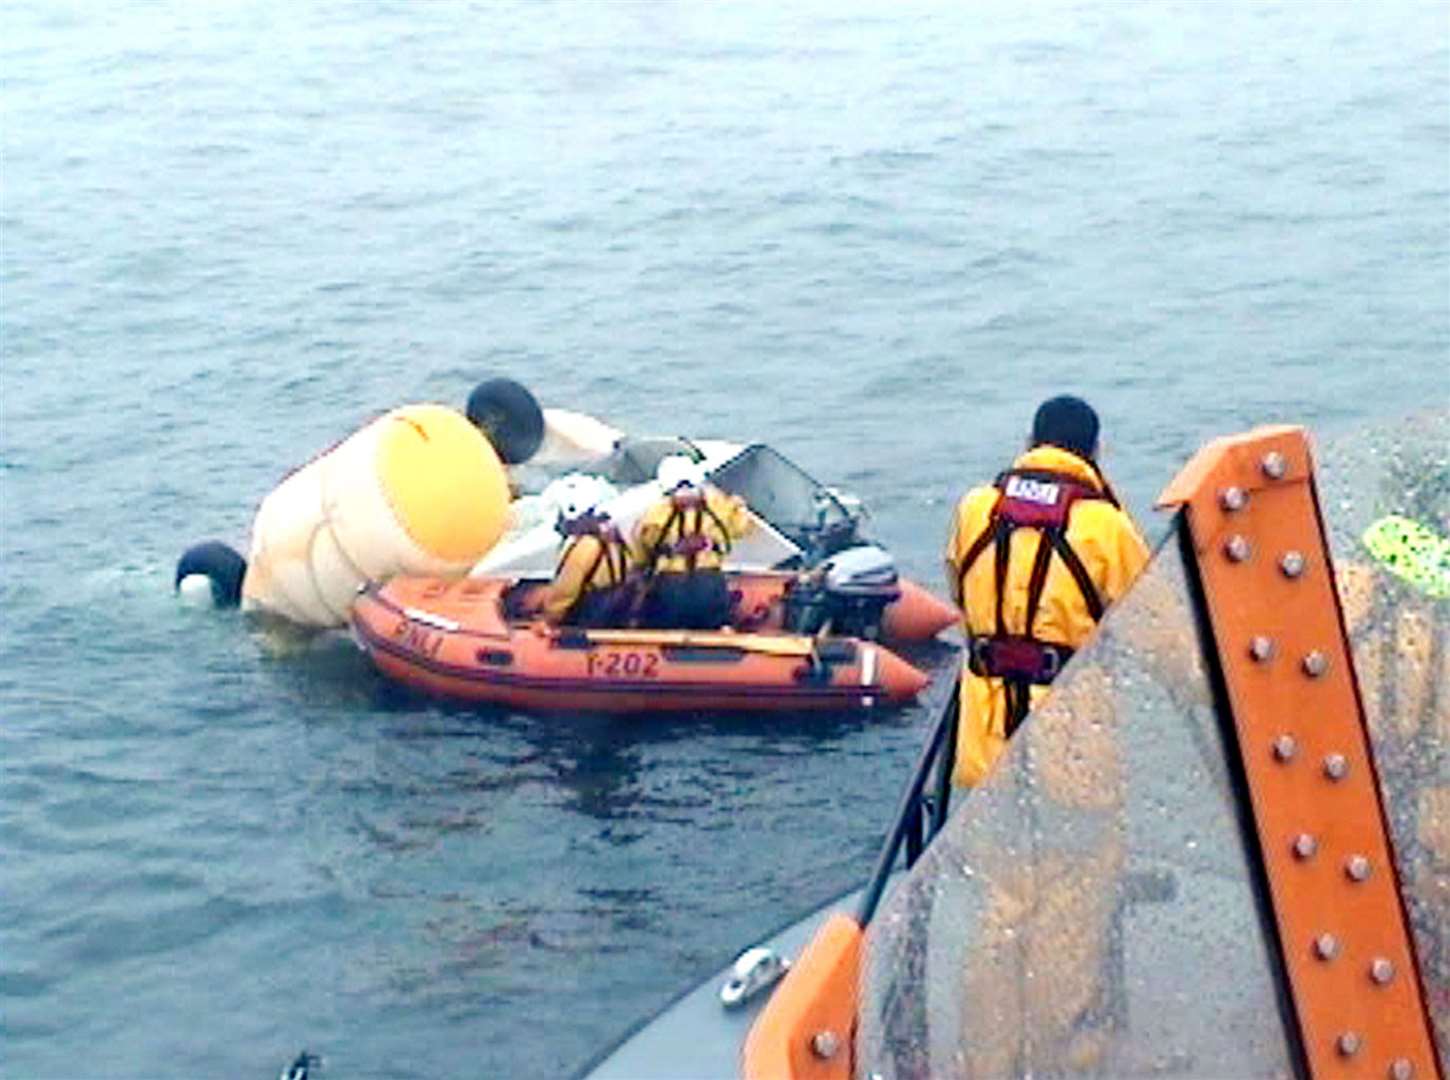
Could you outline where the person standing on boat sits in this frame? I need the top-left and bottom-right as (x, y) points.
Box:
(632, 455), (754, 630)
(944, 395), (1149, 787)
(542, 480), (636, 628)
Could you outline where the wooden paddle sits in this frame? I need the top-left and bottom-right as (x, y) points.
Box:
(578, 627), (818, 658)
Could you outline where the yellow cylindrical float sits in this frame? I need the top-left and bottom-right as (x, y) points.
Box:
(240, 404), (510, 628)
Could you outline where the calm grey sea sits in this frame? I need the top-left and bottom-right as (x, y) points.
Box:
(2, 1), (1446, 1076)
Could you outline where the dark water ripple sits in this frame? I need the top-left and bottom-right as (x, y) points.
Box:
(3, 1), (1448, 1076)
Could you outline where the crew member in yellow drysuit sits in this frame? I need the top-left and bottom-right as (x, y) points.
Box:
(542, 480), (635, 628)
(945, 395), (1149, 787)
(632, 456), (754, 630)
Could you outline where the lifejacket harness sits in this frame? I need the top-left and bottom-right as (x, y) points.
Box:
(957, 467), (1114, 733)
(557, 517), (631, 624)
(648, 490), (733, 573)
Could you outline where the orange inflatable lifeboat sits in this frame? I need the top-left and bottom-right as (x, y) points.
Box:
(350, 574), (932, 713)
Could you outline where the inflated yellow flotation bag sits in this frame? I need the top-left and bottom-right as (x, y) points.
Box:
(240, 404), (510, 627)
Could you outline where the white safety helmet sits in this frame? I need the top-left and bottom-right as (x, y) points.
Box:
(656, 455), (706, 492)
(543, 473), (616, 523)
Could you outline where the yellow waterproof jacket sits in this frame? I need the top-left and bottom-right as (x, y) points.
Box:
(543, 527), (631, 623)
(945, 445), (1149, 787)
(632, 486), (754, 575)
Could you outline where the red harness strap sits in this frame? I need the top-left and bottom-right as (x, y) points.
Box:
(557, 519), (631, 624)
(968, 635), (1076, 683)
(957, 467), (1112, 731)
(650, 490), (732, 570)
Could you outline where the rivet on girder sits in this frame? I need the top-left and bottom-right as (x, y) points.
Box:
(1324, 753), (1349, 781)
(1337, 1031), (1362, 1057)
(1220, 486), (1249, 511)
(1370, 958), (1396, 985)
(1261, 451), (1287, 480)
(811, 1030), (840, 1060)
(1314, 933), (1339, 961)
(1271, 734), (1297, 762)
(1249, 636), (1275, 662)
(1389, 1058), (1415, 1080)
(1302, 651), (1329, 677)
(1293, 833), (1318, 860)
(1224, 535), (1251, 562)
(1345, 855), (1372, 882)
(1279, 551), (1306, 578)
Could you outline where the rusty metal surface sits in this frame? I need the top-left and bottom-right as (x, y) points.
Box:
(1166, 426), (1439, 1079)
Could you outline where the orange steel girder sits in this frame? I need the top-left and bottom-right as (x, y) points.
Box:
(1159, 425), (1440, 1080)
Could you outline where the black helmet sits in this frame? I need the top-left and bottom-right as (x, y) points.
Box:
(1032, 395), (1100, 459)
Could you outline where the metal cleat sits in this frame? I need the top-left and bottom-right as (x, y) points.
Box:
(720, 946), (791, 1009)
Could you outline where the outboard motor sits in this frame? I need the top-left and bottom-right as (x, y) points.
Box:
(783, 544), (900, 640)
